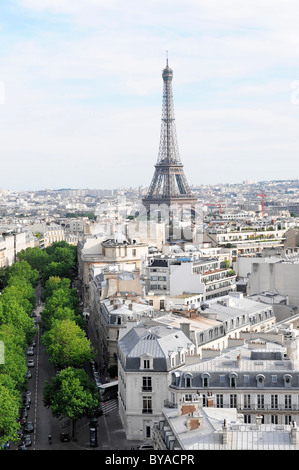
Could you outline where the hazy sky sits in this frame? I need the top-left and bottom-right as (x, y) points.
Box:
(1, 0), (299, 191)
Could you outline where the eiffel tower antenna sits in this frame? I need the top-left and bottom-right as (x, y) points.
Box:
(142, 59), (197, 215)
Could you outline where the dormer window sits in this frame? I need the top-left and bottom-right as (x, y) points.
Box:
(140, 354), (154, 370)
(256, 374), (265, 388)
(202, 373), (210, 388)
(229, 372), (238, 388)
(284, 374), (292, 388)
(184, 373), (193, 388)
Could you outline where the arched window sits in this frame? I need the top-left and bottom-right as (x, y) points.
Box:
(229, 372), (238, 388)
(184, 373), (193, 388)
(171, 371), (180, 387)
(283, 374), (292, 388)
(202, 373), (210, 388)
(256, 374), (265, 388)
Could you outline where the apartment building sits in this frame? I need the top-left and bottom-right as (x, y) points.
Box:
(117, 324), (196, 441)
(166, 336), (299, 428)
(153, 399), (299, 450)
(145, 256), (236, 306)
(77, 235), (148, 305)
(89, 292), (154, 371)
(155, 292), (276, 357)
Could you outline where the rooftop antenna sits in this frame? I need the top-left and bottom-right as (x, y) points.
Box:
(166, 50), (168, 66)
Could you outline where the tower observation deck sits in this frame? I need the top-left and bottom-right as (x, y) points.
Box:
(142, 59), (198, 214)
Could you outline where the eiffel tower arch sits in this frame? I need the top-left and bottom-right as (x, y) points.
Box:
(142, 59), (198, 239)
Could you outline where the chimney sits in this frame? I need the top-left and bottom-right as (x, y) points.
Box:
(207, 392), (214, 407)
(291, 421), (297, 445)
(256, 415), (263, 427)
(185, 413), (203, 432)
(222, 419), (228, 445)
(180, 322), (190, 339)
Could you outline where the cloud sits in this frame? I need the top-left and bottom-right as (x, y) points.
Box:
(1, 0), (299, 190)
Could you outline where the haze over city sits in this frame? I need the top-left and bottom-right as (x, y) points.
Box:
(1, 0), (299, 191)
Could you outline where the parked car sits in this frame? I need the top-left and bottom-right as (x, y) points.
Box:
(27, 359), (34, 367)
(24, 422), (34, 433)
(137, 444), (154, 450)
(19, 415), (27, 425)
(26, 370), (32, 379)
(60, 433), (70, 442)
(18, 443), (27, 450)
(24, 435), (32, 447)
(17, 430), (24, 440)
(26, 347), (34, 356)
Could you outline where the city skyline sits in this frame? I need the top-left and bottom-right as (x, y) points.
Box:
(1, 1), (299, 191)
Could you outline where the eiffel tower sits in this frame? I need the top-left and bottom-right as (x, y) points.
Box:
(142, 58), (197, 217)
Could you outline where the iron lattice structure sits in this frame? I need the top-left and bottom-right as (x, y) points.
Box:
(142, 60), (197, 213)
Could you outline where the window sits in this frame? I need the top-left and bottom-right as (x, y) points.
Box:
(142, 377), (152, 392)
(229, 373), (238, 388)
(230, 394), (237, 408)
(216, 394), (223, 408)
(285, 395), (292, 409)
(243, 394), (251, 409)
(271, 394), (278, 409)
(285, 415), (292, 425)
(132, 249), (136, 257)
(244, 414), (251, 424)
(172, 372), (180, 387)
(257, 394), (265, 409)
(142, 396), (152, 414)
(184, 394), (192, 402)
(220, 375), (225, 385)
(271, 415), (278, 424)
(284, 374), (292, 388)
(202, 373), (210, 388)
(184, 374), (192, 387)
(271, 375), (277, 384)
(143, 359), (150, 369)
(256, 374), (265, 388)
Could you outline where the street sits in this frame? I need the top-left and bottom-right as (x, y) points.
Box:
(11, 300), (141, 451)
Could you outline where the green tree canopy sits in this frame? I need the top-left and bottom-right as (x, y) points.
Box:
(42, 319), (94, 368)
(0, 324), (28, 391)
(17, 246), (49, 272)
(6, 260), (39, 287)
(0, 297), (35, 343)
(43, 276), (71, 300)
(43, 367), (100, 438)
(0, 384), (21, 448)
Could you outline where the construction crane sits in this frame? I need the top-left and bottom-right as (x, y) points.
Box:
(256, 191), (266, 217)
(204, 202), (226, 214)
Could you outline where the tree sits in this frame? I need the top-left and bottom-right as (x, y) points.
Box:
(0, 384), (21, 448)
(6, 260), (39, 287)
(43, 367), (100, 439)
(0, 297), (35, 343)
(43, 276), (71, 300)
(4, 278), (36, 312)
(42, 319), (95, 368)
(0, 324), (28, 391)
(41, 286), (83, 330)
(17, 246), (49, 272)
(41, 306), (79, 332)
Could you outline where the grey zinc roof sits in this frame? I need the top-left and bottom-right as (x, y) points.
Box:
(118, 325), (194, 371)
